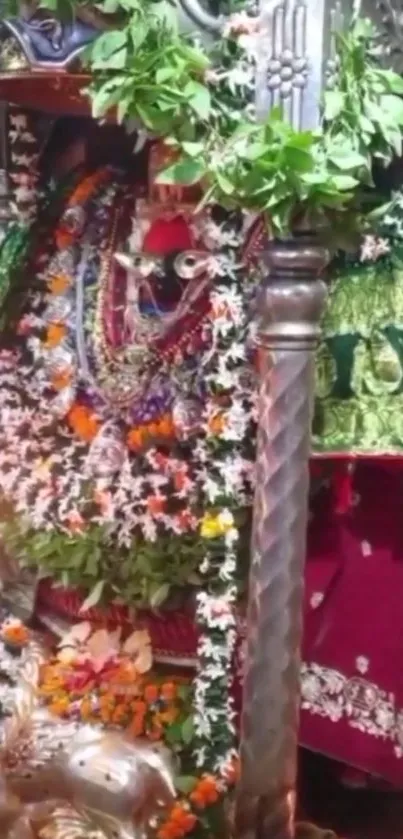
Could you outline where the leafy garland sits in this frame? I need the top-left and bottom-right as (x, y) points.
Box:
(1, 520), (205, 609)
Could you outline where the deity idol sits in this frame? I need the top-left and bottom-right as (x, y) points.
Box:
(0, 117), (242, 554)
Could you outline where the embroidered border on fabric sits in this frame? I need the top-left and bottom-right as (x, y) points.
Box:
(301, 661), (403, 758)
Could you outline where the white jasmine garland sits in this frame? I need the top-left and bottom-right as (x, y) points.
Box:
(193, 214), (257, 775)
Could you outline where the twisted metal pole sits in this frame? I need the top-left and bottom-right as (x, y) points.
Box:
(234, 238), (328, 839)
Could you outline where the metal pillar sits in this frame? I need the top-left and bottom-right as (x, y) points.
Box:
(235, 238), (328, 839)
(234, 1), (355, 837)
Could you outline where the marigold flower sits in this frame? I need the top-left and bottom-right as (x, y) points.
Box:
(160, 682), (177, 701)
(67, 404), (100, 442)
(190, 775), (219, 807)
(112, 704), (128, 725)
(1, 621), (29, 646)
(127, 428), (144, 450)
(44, 322), (66, 348)
(132, 699), (147, 715)
(48, 274), (71, 295)
(208, 412), (227, 435)
(48, 695), (70, 716)
(55, 230), (74, 250)
(129, 713), (145, 737)
(158, 805), (198, 839)
(158, 415), (174, 436)
(51, 369), (73, 391)
(169, 806), (197, 833)
(155, 708), (178, 725)
(80, 697), (92, 721)
(144, 683), (159, 703)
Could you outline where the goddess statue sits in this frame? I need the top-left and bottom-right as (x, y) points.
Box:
(0, 115), (231, 557)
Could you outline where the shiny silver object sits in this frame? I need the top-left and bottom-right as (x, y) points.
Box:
(0, 641), (176, 838)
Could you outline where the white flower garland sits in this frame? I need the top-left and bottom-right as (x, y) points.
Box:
(193, 213), (257, 774)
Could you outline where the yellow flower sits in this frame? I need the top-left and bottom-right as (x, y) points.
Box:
(200, 510), (234, 539)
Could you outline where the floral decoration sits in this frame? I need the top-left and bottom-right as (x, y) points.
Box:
(191, 214), (258, 775)
(0, 17), (265, 834)
(36, 620), (240, 839)
(0, 616), (30, 648)
(8, 107), (40, 225)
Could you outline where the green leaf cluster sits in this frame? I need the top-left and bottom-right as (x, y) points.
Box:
(159, 112), (366, 234)
(1, 520), (205, 609)
(84, 19), (213, 136)
(158, 18), (403, 239)
(323, 19), (403, 172)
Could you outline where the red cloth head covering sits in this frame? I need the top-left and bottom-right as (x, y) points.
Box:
(143, 216), (193, 254)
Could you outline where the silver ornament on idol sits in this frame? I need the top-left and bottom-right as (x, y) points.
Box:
(86, 423), (126, 477)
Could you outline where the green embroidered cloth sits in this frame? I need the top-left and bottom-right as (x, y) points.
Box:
(313, 258), (403, 454)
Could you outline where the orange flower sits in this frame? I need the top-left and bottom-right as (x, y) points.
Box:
(73, 170), (107, 204)
(154, 708), (178, 725)
(51, 369), (73, 391)
(100, 705), (113, 724)
(181, 814), (197, 833)
(48, 274), (71, 295)
(188, 791), (204, 808)
(111, 660), (138, 684)
(39, 676), (64, 694)
(190, 776), (219, 807)
(129, 713), (145, 737)
(55, 230), (74, 250)
(48, 695), (70, 716)
(146, 495), (166, 516)
(132, 699), (147, 715)
(127, 428), (144, 451)
(158, 805), (198, 839)
(67, 404), (100, 442)
(208, 412), (226, 436)
(160, 682), (177, 701)
(158, 415), (174, 436)
(80, 697), (92, 721)
(143, 684), (159, 704)
(1, 622), (29, 646)
(170, 806), (197, 832)
(44, 322), (66, 348)
(112, 704), (128, 725)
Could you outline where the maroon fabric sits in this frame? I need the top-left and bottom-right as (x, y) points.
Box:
(301, 464), (403, 787)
